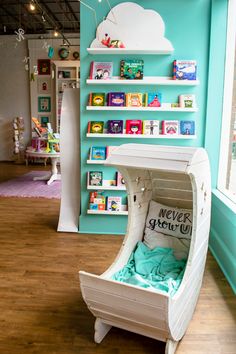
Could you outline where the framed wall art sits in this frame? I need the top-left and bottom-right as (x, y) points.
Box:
(38, 59), (51, 75)
(37, 78), (51, 94)
(38, 96), (51, 112)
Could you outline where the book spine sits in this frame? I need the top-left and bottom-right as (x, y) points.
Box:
(173, 60), (177, 80)
(89, 62), (94, 79)
(162, 121), (166, 134)
(120, 60), (125, 79)
(87, 121), (91, 133)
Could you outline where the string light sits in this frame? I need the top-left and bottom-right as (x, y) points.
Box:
(29, 1), (36, 11)
(54, 30), (59, 37)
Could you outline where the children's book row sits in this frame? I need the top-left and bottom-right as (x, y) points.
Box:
(87, 171), (125, 188)
(89, 146), (119, 161)
(87, 120), (195, 136)
(88, 92), (196, 108)
(89, 192), (127, 212)
(89, 60), (197, 81)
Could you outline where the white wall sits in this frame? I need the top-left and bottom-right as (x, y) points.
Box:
(0, 36), (31, 161)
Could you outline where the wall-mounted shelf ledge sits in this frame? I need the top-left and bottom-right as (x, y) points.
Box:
(87, 185), (126, 191)
(86, 133), (197, 139)
(86, 76), (199, 86)
(87, 209), (128, 215)
(87, 48), (173, 55)
(86, 105), (198, 112)
(87, 160), (106, 164)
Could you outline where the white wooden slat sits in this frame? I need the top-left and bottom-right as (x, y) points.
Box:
(152, 195), (193, 209)
(154, 188), (193, 200)
(113, 149), (194, 163)
(152, 178), (192, 190)
(151, 170), (190, 181)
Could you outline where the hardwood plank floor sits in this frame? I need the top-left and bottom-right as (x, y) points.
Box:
(0, 163), (235, 354)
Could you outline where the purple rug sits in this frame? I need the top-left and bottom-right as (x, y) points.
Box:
(0, 171), (61, 199)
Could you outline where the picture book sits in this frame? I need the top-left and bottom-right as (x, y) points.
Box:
(179, 94), (196, 108)
(180, 121), (195, 135)
(87, 121), (104, 134)
(126, 120), (142, 134)
(88, 171), (103, 187)
(162, 120), (179, 135)
(142, 120), (160, 135)
(106, 146), (119, 158)
(107, 92), (125, 107)
(103, 179), (117, 187)
(146, 93), (162, 107)
(126, 93), (143, 107)
(116, 171), (125, 187)
(89, 92), (106, 106)
(120, 59), (144, 80)
(90, 146), (106, 160)
(89, 61), (113, 80)
(107, 120), (124, 134)
(173, 60), (197, 80)
(89, 191), (106, 210)
(107, 196), (122, 212)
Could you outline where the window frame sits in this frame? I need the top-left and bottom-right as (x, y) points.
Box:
(217, 0), (236, 204)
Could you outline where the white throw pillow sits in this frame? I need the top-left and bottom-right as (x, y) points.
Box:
(144, 200), (193, 240)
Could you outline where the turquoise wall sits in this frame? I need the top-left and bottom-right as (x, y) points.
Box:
(79, 0), (211, 234)
(205, 0), (236, 294)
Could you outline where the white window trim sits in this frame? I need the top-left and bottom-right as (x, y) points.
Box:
(217, 0), (236, 204)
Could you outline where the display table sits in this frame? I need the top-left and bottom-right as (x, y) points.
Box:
(25, 150), (61, 185)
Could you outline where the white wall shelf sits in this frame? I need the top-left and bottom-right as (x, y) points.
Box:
(86, 76), (199, 86)
(87, 209), (128, 215)
(87, 185), (126, 191)
(86, 133), (197, 139)
(86, 105), (198, 112)
(87, 48), (173, 55)
(87, 160), (106, 164)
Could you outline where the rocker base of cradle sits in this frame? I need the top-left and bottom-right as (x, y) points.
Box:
(94, 318), (112, 343)
(165, 339), (178, 354)
(94, 318), (178, 354)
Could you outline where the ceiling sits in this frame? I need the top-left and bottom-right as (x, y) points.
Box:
(0, 0), (80, 35)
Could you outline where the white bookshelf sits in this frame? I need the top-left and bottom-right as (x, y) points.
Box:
(86, 76), (199, 86)
(87, 209), (128, 215)
(86, 105), (198, 112)
(87, 185), (126, 191)
(87, 48), (173, 55)
(87, 160), (106, 164)
(86, 133), (197, 139)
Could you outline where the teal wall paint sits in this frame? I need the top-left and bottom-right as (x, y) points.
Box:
(205, 0), (236, 294)
(79, 0), (211, 234)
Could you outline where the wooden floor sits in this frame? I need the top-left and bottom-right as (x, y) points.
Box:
(0, 163), (235, 354)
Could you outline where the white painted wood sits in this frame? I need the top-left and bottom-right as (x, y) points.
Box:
(87, 159), (106, 164)
(87, 185), (126, 191)
(94, 318), (112, 343)
(79, 144), (211, 348)
(86, 76), (199, 86)
(217, 0), (236, 195)
(165, 339), (178, 354)
(86, 105), (198, 112)
(57, 89), (80, 233)
(87, 48), (173, 55)
(86, 133), (197, 139)
(87, 210), (128, 215)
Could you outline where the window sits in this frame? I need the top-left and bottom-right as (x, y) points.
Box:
(218, 0), (236, 203)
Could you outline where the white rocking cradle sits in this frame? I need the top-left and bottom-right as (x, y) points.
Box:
(79, 144), (211, 354)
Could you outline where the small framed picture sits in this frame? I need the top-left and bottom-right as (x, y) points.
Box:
(38, 96), (51, 112)
(38, 59), (51, 75)
(38, 115), (50, 127)
(37, 78), (51, 94)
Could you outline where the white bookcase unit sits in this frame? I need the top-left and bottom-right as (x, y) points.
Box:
(53, 60), (80, 132)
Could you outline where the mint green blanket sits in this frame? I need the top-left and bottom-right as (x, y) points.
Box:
(112, 242), (186, 296)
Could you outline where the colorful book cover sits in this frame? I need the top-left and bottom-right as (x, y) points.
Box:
(103, 179), (117, 187)
(88, 171), (103, 186)
(126, 93), (143, 107)
(146, 93), (162, 107)
(88, 121), (104, 134)
(120, 59), (144, 80)
(107, 120), (124, 134)
(90, 146), (106, 160)
(142, 120), (160, 135)
(106, 146), (119, 158)
(126, 120), (142, 134)
(162, 120), (179, 135)
(89, 61), (113, 80)
(179, 94), (196, 108)
(107, 196), (122, 212)
(89, 191), (106, 210)
(89, 92), (106, 106)
(107, 92), (125, 106)
(116, 171), (125, 187)
(173, 60), (197, 80)
(180, 121), (195, 135)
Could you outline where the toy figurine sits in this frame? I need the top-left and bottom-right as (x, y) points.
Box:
(101, 33), (125, 48)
